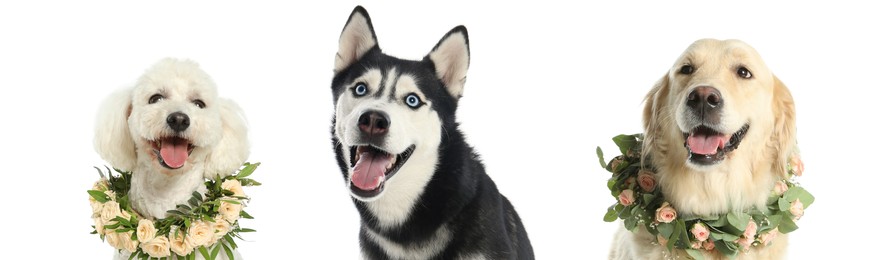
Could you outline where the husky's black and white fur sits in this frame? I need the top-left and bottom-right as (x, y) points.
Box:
(329, 6), (534, 260)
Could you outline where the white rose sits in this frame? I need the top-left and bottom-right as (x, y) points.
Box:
(221, 179), (245, 197)
(219, 199), (242, 223)
(100, 201), (122, 224)
(136, 219), (156, 243)
(140, 236), (171, 258)
(186, 221), (213, 247)
(169, 230), (194, 256)
(119, 231), (139, 253)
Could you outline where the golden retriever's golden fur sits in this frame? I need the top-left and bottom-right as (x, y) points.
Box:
(609, 39), (797, 260)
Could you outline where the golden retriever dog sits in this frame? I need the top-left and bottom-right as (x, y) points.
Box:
(609, 39), (796, 259)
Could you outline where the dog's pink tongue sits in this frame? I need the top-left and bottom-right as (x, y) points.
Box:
(159, 138), (189, 168)
(687, 134), (727, 155)
(351, 152), (391, 191)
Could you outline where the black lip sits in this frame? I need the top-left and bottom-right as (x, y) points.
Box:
(683, 124), (749, 165)
(151, 137), (195, 170)
(348, 144), (416, 198)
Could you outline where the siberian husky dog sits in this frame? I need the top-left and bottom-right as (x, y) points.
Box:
(329, 6), (534, 260)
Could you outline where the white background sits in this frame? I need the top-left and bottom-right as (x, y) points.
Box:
(1, 1), (882, 259)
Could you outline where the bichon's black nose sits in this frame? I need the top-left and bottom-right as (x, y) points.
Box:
(167, 112), (190, 132)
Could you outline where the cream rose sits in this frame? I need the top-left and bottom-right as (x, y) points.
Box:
(120, 231), (139, 253)
(169, 230), (194, 256)
(222, 179), (245, 197)
(212, 215), (232, 243)
(105, 230), (123, 250)
(773, 181), (789, 196)
(743, 220), (758, 238)
(136, 219), (157, 243)
(94, 217), (105, 234)
(618, 190), (635, 206)
(186, 221), (213, 247)
(735, 236), (753, 251)
(690, 222), (710, 241)
(790, 199), (804, 220)
(104, 190), (117, 201)
(141, 236), (171, 258)
(655, 202), (677, 223)
(219, 199), (243, 222)
(100, 201), (122, 224)
(93, 180), (108, 191)
(90, 199), (103, 215)
(637, 170), (656, 193)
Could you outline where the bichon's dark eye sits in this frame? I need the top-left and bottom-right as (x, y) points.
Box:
(405, 93), (423, 108)
(679, 64), (695, 75)
(737, 66), (753, 79)
(353, 82), (368, 96)
(193, 99), (206, 109)
(149, 94), (163, 104)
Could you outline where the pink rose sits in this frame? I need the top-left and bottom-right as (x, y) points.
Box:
(610, 158), (624, 172)
(790, 199), (804, 220)
(702, 239), (715, 251)
(618, 190), (635, 206)
(690, 222), (710, 241)
(690, 240), (702, 249)
(773, 181), (789, 196)
(637, 170), (656, 193)
(743, 220), (758, 239)
(625, 177), (636, 187)
(790, 156), (804, 176)
(758, 229), (778, 246)
(655, 202), (677, 223)
(736, 236), (753, 251)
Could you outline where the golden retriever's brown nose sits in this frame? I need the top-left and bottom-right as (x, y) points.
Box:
(358, 110), (389, 135)
(687, 86), (722, 111)
(166, 112), (190, 132)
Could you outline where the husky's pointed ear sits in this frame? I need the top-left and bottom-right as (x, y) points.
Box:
(428, 26), (470, 99)
(641, 73), (670, 162)
(334, 6), (378, 74)
(94, 87), (137, 171)
(204, 98), (250, 178)
(771, 75), (797, 177)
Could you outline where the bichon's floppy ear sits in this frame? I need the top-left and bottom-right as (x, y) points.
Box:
(334, 6), (378, 74)
(427, 26), (470, 99)
(771, 75), (797, 177)
(94, 87), (137, 171)
(204, 98), (250, 178)
(641, 73), (670, 162)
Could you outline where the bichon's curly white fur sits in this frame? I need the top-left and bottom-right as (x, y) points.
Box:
(94, 58), (248, 260)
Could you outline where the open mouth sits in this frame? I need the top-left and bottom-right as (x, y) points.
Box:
(683, 124), (749, 165)
(348, 144), (416, 198)
(150, 136), (195, 169)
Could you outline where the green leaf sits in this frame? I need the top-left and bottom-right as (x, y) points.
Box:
(222, 242), (235, 260)
(221, 200), (241, 205)
(778, 197), (790, 211)
(604, 207), (619, 222)
(784, 186), (815, 208)
(596, 147), (607, 169)
(240, 210), (254, 219)
(236, 228), (256, 233)
(128, 251), (137, 260)
(236, 162), (259, 179)
(778, 213), (799, 233)
(613, 134), (639, 155)
(224, 234), (238, 249)
(714, 240), (738, 257)
(658, 222), (674, 238)
(88, 190), (110, 203)
(685, 248), (705, 260)
(666, 220), (683, 250)
(240, 178), (262, 187)
(188, 197), (200, 207)
(198, 246), (211, 259)
(210, 243), (221, 260)
(726, 212), (750, 232)
(166, 210), (187, 217)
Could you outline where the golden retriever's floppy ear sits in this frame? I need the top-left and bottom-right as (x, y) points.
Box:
(771, 75), (797, 177)
(204, 98), (250, 178)
(427, 26), (470, 99)
(334, 6), (378, 74)
(641, 74), (670, 161)
(94, 87), (137, 171)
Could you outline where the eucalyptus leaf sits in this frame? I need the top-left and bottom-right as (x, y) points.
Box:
(596, 147), (606, 168)
(778, 213), (799, 233)
(685, 248), (705, 260)
(604, 207), (619, 222)
(658, 222), (674, 238)
(612, 134), (639, 155)
(726, 212), (749, 231)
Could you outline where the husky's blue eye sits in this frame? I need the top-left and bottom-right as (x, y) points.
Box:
(405, 93), (422, 108)
(354, 83), (368, 96)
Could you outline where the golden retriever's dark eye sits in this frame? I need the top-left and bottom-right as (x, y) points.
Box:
(737, 67), (753, 79)
(679, 64), (695, 75)
(148, 94), (163, 104)
(193, 99), (206, 109)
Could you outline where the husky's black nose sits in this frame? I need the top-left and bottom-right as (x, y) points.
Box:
(359, 110), (389, 135)
(687, 86), (722, 122)
(166, 112), (190, 132)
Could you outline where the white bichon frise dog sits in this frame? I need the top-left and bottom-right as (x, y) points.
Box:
(94, 58), (248, 260)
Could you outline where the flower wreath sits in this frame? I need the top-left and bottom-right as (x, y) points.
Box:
(598, 134), (814, 259)
(88, 162), (261, 260)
